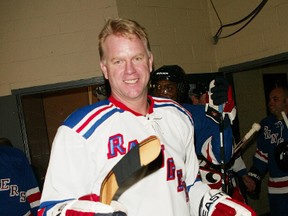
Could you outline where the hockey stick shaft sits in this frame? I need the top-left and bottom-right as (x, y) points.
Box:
(281, 111), (288, 128)
(218, 105), (226, 193)
(233, 123), (261, 153)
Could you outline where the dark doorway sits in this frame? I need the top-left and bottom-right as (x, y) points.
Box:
(15, 78), (106, 190)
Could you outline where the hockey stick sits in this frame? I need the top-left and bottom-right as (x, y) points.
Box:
(100, 135), (163, 204)
(208, 78), (226, 193)
(218, 105), (226, 193)
(233, 123), (261, 153)
(281, 111), (288, 128)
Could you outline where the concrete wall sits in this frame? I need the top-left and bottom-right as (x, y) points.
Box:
(210, 0), (288, 68)
(0, 0), (216, 97)
(116, 0), (216, 72)
(1, 1), (287, 96)
(0, 0), (118, 96)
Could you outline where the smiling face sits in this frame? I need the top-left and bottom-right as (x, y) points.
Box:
(100, 34), (153, 106)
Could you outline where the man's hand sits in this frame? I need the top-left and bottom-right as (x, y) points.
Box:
(242, 175), (256, 193)
(247, 167), (262, 200)
(210, 77), (229, 106)
(41, 193), (127, 216)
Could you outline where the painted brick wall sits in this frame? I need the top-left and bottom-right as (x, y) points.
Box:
(1, 1), (288, 97)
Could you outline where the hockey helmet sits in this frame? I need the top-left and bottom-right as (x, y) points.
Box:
(190, 82), (208, 97)
(150, 65), (188, 103)
(274, 141), (288, 172)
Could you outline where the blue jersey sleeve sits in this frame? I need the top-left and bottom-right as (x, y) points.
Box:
(182, 104), (234, 164)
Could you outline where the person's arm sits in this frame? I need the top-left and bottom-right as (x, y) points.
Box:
(183, 104), (234, 165)
(204, 77), (237, 165)
(247, 121), (268, 199)
(38, 126), (126, 216)
(21, 155), (41, 216)
(231, 154), (256, 192)
(251, 126), (269, 175)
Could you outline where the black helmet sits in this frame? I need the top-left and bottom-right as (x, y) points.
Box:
(150, 65), (188, 103)
(190, 82), (208, 97)
(274, 141), (288, 173)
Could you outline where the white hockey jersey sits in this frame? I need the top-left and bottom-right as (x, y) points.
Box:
(39, 96), (210, 216)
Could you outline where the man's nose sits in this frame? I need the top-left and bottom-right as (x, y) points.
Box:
(157, 86), (168, 95)
(126, 61), (136, 74)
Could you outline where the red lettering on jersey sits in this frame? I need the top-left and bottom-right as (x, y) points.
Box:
(107, 134), (126, 159)
(177, 169), (189, 201)
(166, 157), (175, 180)
(128, 140), (138, 150)
(177, 169), (184, 192)
(10, 185), (19, 196)
(0, 178), (10, 190)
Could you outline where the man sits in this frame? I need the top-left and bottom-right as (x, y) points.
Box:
(38, 18), (255, 216)
(150, 65), (255, 203)
(0, 137), (41, 216)
(149, 64), (189, 104)
(248, 86), (288, 215)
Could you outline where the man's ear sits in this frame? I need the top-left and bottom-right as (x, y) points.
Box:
(100, 61), (108, 79)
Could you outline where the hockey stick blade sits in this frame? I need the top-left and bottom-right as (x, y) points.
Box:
(100, 135), (163, 204)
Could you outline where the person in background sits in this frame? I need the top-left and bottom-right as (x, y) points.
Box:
(248, 86), (288, 216)
(0, 137), (41, 216)
(189, 82), (208, 105)
(38, 18), (255, 216)
(150, 65), (256, 203)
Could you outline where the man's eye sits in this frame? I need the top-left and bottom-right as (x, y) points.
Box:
(168, 86), (177, 91)
(272, 97), (279, 102)
(134, 56), (144, 62)
(156, 85), (162, 90)
(112, 59), (122, 65)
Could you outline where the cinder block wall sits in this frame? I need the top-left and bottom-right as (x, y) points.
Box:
(0, 0), (118, 96)
(209, 0), (288, 68)
(0, 0), (217, 97)
(116, 0), (216, 72)
(2, 1), (287, 97)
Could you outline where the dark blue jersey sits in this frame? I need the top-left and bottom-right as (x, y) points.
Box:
(253, 115), (288, 195)
(0, 146), (41, 216)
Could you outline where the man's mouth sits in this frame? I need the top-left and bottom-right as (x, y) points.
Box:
(125, 79), (138, 84)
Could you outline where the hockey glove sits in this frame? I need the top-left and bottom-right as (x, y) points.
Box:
(247, 167), (262, 200)
(39, 193), (127, 216)
(210, 77), (229, 106)
(199, 189), (256, 216)
(206, 77), (236, 126)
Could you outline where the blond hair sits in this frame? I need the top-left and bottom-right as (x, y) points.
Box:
(98, 18), (151, 60)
